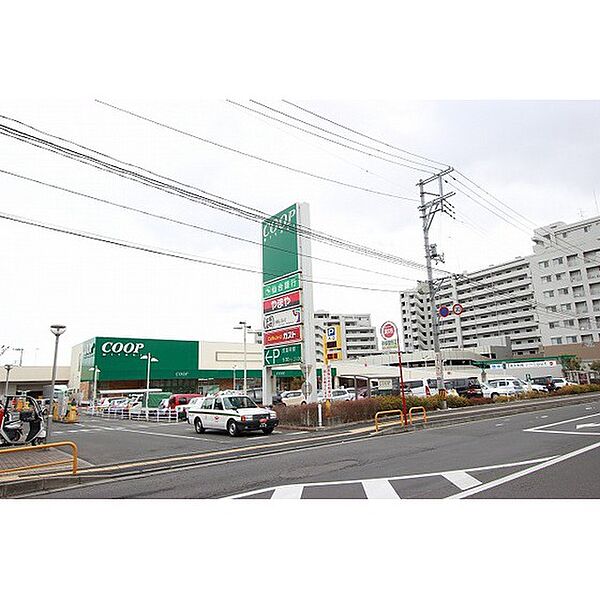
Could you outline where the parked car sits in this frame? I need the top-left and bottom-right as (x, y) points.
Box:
(317, 389), (354, 401)
(485, 378), (526, 398)
(551, 377), (570, 389)
(279, 390), (307, 406)
(160, 393), (202, 419)
(187, 391), (279, 436)
(400, 378), (435, 398)
(442, 377), (483, 398)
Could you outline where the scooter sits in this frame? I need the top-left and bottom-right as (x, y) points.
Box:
(0, 395), (47, 446)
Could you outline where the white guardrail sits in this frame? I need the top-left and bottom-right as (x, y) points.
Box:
(83, 407), (182, 422)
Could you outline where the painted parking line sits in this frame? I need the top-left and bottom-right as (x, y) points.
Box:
(442, 471), (481, 490)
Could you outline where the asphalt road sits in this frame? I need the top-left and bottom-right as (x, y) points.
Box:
(31, 400), (600, 498)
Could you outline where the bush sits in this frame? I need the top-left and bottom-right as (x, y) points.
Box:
(272, 383), (600, 428)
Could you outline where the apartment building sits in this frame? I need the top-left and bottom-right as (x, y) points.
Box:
(400, 216), (600, 358)
(530, 217), (600, 349)
(400, 257), (541, 357)
(314, 311), (379, 361)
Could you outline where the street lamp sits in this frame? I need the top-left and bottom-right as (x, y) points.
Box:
(3, 364), (15, 398)
(140, 353), (158, 418)
(234, 321), (256, 395)
(46, 324), (66, 442)
(88, 366), (101, 413)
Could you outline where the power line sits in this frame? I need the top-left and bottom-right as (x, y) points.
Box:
(0, 210), (408, 294)
(94, 99), (413, 201)
(0, 167), (419, 283)
(229, 99), (436, 175)
(0, 113), (441, 274)
(281, 99), (450, 169)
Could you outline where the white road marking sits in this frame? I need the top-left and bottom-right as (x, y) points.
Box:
(495, 424), (504, 427)
(361, 479), (400, 499)
(228, 456), (557, 498)
(271, 485), (304, 499)
(524, 411), (600, 432)
(576, 422), (600, 430)
(442, 471), (481, 490)
(448, 440), (600, 499)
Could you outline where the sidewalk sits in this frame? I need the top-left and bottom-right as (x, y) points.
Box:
(0, 445), (91, 483)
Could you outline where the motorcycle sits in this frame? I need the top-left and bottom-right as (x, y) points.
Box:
(0, 395), (46, 446)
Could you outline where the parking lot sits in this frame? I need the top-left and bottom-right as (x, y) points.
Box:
(49, 414), (312, 466)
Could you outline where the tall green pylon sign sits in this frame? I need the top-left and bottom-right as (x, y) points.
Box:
(261, 203), (317, 407)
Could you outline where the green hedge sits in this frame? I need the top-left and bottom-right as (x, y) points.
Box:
(273, 384), (600, 427)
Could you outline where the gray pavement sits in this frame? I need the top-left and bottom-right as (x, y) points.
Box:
(29, 400), (600, 499)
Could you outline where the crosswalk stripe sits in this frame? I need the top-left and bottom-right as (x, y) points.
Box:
(361, 479), (401, 499)
(442, 470), (481, 490)
(271, 485), (304, 499)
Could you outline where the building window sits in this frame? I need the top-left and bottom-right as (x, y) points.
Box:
(539, 260), (549, 268)
(555, 272), (565, 281)
(549, 321), (559, 329)
(564, 319), (575, 327)
(560, 303), (572, 311)
(567, 336), (578, 343)
(558, 288), (569, 296)
(550, 337), (563, 345)
(552, 257), (564, 266)
(543, 290), (555, 298)
(582, 334), (594, 344)
(541, 275), (552, 283)
(546, 305), (557, 313)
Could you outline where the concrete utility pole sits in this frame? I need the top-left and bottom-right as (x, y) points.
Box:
(3, 364), (15, 397)
(418, 168), (455, 410)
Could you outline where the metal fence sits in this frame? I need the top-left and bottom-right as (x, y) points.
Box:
(83, 407), (181, 422)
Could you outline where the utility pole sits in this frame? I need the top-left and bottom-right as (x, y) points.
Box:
(418, 168), (455, 410)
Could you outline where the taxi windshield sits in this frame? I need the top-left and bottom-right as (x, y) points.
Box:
(223, 396), (257, 410)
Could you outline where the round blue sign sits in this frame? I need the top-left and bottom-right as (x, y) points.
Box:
(439, 306), (450, 318)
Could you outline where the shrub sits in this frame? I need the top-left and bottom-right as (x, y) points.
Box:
(272, 383), (600, 427)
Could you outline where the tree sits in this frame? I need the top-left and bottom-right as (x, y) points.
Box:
(562, 356), (582, 371)
(589, 360), (600, 373)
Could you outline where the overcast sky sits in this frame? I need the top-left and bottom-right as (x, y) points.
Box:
(1, 99), (599, 365)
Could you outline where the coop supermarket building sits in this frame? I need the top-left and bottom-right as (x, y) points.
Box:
(69, 336), (332, 399)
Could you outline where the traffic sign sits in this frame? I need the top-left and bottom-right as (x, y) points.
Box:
(453, 303), (464, 316)
(439, 306), (451, 318)
(263, 307), (302, 332)
(264, 343), (302, 366)
(264, 325), (302, 347)
(380, 321), (397, 340)
(263, 290), (301, 314)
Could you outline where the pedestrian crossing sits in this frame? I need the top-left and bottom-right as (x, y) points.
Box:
(227, 456), (556, 499)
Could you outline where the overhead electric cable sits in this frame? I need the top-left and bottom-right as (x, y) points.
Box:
(94, 99), (412, 201)
(0, 168), (419, 283)
(0, 210), (407, 294)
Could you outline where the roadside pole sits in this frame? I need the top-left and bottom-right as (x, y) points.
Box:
(396, 332), (407, 424)
(47, 325), (66, 442)
(3, 364), (14, 398)
(323, 334), (331, 418)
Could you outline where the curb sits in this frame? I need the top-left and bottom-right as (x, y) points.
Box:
(0, 474), (83, 499)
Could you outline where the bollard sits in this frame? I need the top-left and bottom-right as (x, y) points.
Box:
(317, 402), (323, 428)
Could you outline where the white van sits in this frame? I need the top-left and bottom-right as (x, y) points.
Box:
(400, 379), (435, 398)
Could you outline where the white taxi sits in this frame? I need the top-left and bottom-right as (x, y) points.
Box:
(187, 391), (279, 437)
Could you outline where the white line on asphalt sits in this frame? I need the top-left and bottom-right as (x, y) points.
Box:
(447, 440), (600, 499)
(361, 479), (401, 499)
(524, 411), (600, 432)
(442, 471), (481, 490)
(116, 428), (229, 443)
(227, 456), (558, 498)
(270, 485), (304, 499)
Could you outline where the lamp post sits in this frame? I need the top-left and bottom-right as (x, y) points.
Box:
(234, 322), (252, 395)
(46, 324), (66, 442)
(140, 353), (158, 418)
(88, 366), (101, 413)
(232, 364), (237, 391)
(3, 364), (15, 398)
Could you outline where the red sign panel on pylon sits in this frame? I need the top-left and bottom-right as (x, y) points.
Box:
(264, 325), (302, 347)
(263, 290), (301, 314)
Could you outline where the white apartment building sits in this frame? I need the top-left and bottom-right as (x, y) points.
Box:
(314, 311), (379, 361)
(400, 257), (541, 357)
(400, 216), (600, 358)
(530, 217), (600, 348)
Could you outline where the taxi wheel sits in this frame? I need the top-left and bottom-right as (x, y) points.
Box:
(262, 428), (274, 435)
(194, 418), (205, 434)
(301, 401), (307, 406)
(227, 420), (239, 437)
